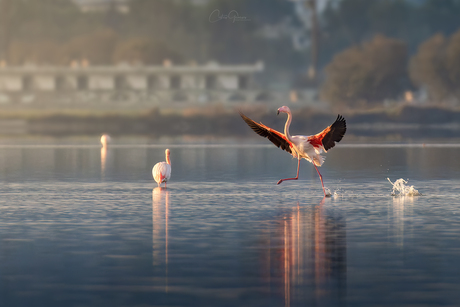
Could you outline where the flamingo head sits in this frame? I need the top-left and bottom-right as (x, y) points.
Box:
(277, 106), (291, 115)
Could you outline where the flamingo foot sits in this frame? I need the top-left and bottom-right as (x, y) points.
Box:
(277, 177), (298, 185)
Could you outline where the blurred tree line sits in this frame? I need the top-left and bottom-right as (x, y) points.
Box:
(320, 0), (460, 107)
(321, 35), (410, 106)
(0, 0), (301, 67)
(321, 28), (460, 107)
(1, 0), (460, 106)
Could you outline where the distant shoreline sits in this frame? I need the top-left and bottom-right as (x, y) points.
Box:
(0, 105), (459, 138)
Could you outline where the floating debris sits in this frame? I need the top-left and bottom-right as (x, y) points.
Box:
(387, 178), (421, 196)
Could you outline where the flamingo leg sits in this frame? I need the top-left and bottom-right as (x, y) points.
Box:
(277, 158), (300, 185)
(313, 164), (330, 197)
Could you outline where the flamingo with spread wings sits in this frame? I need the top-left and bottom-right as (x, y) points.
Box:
(239, 106), (346, 197)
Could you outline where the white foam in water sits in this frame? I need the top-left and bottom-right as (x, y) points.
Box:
(331, 188), (351, 199)
(324, 187), (332, 197)
(387, 178), (421, 196)
(333, 189), (341, 198)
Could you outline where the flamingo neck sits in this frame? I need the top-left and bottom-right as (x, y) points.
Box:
(166, 154), (171, 165)
(284, 111), (293, 142)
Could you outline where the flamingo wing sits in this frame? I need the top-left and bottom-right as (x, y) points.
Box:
(239, 111), (293, 154)
(153, 162), (171, 184)
(309, 114), (347, 151)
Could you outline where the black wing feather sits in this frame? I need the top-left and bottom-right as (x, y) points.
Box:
(239, 111), (292, 154)
(322, 114), (347, 151)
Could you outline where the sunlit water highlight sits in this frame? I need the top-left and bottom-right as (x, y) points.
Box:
(0, 141), (460, 306)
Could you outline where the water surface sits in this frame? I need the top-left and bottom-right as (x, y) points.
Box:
(0, 142), (460, 306)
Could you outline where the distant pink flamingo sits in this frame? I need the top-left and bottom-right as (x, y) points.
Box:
(100, 134), (111, 148)
(152, 149), (171, 188)
(240, 106), (346, 197)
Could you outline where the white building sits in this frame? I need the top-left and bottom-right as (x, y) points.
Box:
(72, 0), (130, 13)
(0, 63), (278, 109)
(0, 62), (323, 110)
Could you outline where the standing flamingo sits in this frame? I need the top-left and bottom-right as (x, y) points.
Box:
(100, 134), (111, 148)
(152, 149), (171, 188)
(239, 106), (346, 197)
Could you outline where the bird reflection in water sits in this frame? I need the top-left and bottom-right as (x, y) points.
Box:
(261, 199), (346, 306)
(100, 146), (108, 177)
(152, 187), (169, 292)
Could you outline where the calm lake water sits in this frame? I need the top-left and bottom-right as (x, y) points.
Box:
(1, 139), (460, 306)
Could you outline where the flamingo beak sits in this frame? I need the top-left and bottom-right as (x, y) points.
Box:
(276, 110), (280, 115)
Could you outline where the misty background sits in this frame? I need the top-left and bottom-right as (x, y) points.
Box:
(1, 0), (460, 138)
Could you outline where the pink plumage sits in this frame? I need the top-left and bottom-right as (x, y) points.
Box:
(152, 149), (171, 188)
(240, 106), (346, 197)
(100, 134), (111, 148)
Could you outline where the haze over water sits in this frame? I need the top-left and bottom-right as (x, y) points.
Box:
(0, 139), (460, 306)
